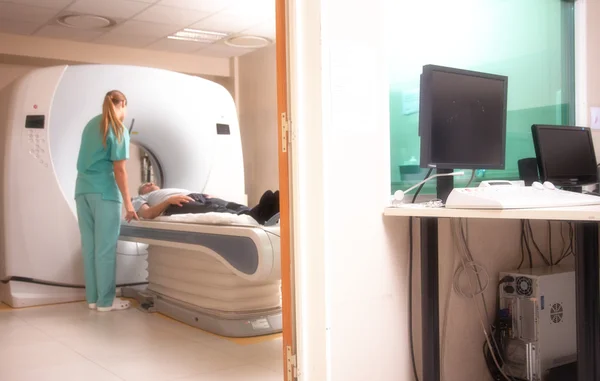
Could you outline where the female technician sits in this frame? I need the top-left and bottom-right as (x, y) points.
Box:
(75, 90), (138, 312)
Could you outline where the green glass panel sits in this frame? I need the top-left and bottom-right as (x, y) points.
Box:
(388, 0), (575, 196)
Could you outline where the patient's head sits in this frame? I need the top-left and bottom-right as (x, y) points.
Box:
(138, 182), (159, 195)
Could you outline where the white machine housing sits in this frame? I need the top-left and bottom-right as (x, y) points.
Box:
(499, 265), (576, 381)
(0, 65), (247, 307)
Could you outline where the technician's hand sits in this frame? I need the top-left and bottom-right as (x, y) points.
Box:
(125, 206), (139, 222)
(168, 195), (194, 207)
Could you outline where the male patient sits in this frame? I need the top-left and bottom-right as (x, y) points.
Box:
(132, 182), (279, 225)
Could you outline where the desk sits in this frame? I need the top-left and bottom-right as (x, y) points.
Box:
(384, 205), (600, 381)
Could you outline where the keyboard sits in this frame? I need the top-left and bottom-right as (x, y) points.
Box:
(445, 186), (600, 210)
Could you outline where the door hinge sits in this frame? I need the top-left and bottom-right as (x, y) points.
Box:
(281, 112), (290, 153)
(286, 345), (297, 380)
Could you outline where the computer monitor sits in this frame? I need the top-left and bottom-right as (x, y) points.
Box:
(532, 124), (598, 188)
(419, 64), (508, 170)
(418, 64), (508, 200)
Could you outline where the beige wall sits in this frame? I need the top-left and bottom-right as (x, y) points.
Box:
(236, 44), (278, 206)
(0, 32), (229, 77)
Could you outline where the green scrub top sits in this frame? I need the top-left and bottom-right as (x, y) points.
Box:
(75, 114), (130, 203)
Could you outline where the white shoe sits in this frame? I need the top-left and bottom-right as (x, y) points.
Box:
(97, 298), (131, 312)
(88, 303), (97, 310)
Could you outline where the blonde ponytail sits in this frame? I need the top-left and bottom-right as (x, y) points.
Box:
(101, 90), (127, 148)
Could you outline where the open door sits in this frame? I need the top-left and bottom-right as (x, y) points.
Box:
(276, 0), (297, 379)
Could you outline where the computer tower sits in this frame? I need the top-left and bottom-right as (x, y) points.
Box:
(498, 265), (576, 381)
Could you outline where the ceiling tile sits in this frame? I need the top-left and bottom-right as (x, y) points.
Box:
(67, 0), (151, 19)
(93, 33), (158, 49)
(197, 43), (254, 58)
(0, 2), (59, 23)
(219, 0), (274, 19)
(0, 18), (40, 35)
(189, 12), (261, 34)
(157, 0), (232, 13)
(241, 18), (275, 40)
(0, 0), (73, 10)
(104, 20), (180, 38)
(134, 5), (210, 26)
(35, 24), (106, 42)
(147, 37), (210, 53)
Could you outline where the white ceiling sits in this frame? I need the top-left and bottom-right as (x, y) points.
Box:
(0, 0), (276, 58)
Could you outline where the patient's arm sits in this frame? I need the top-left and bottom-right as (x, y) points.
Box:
(138, 195), (194, 219)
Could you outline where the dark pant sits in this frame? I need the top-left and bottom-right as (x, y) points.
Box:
(163, 191), (279, 225)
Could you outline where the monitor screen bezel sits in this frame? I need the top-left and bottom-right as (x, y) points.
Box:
(531, 124), (598, 187)
(418, 64), (509, 170)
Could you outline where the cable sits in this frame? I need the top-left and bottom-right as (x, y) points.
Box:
(408, 217), (420, 381)
(411, 168), (434, 204)
(450, 219), (516, 381)
(1, 276), (148, 289)
(555, 222), (575, 264)
(465, 170), (477, 188)
(548, 221), (553, 265)
(524, 221), (551, 266)
(521, 221), (534, 268)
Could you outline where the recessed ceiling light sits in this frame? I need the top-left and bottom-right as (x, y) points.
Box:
(224, 35), (271, 49)
(56, 14), (116, 29)
(168, 28), (228, 43)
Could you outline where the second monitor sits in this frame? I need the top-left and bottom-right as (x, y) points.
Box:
(532, 124), (598, 191)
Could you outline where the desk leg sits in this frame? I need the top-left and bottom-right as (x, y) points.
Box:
(421, 217), (440, 381)
(574, 222), (600, 381)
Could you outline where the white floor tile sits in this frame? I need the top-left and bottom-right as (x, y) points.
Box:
(0, 304), (282, 381)
(0, 341), (93, 372)
(174, 364), (282, 381)
(93, 340), (248, 381)
(2, 360), (124, 381)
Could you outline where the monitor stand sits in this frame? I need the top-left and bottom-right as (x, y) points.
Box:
(436, 168), (454, 203)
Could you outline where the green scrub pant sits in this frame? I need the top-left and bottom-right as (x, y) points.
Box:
(75, 193), (121, 308)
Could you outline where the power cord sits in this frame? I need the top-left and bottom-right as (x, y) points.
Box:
(1, 276), (147, 289)
(465, 170), (477, 188)
(411, 168), (434, 203)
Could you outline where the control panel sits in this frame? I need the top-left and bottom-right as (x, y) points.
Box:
(25, 114), (48, 168)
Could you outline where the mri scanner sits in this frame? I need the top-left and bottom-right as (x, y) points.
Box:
(0, 64), (282, 337)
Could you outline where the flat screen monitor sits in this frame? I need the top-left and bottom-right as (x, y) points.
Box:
(532, 124), (598, 187)
(418, 65), (508, 170)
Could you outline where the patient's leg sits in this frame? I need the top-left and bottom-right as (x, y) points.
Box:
(163, 193), (252, 216)
(241, 190), (280, 224)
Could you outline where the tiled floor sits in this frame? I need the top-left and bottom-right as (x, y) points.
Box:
(0, 302), (283, 381)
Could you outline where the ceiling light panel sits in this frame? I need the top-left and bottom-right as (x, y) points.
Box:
(168, 28), (227, 43)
